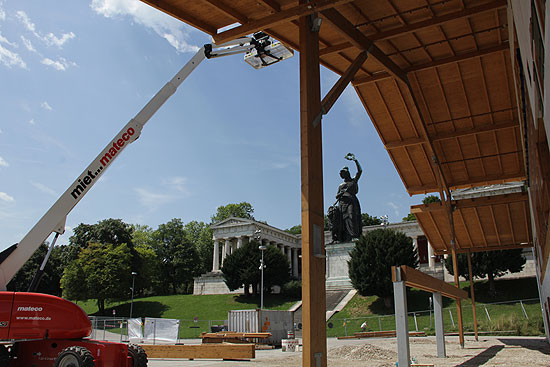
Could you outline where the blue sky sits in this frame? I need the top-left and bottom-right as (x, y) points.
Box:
(0, 0), (425, 250)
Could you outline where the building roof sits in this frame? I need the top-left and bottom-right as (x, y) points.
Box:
(139, 0), (530, 253)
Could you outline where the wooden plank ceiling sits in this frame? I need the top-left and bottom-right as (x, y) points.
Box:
(140, 0), (530, 251)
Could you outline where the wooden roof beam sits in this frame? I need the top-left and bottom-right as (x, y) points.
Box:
(392, 265), (468, 299)
(320, 0), (507, 56)
(315, 51), (369, 126)
(434, 242), (533, 255)
(320, 8), (407, 84)
(353, 43), (509, 86)
(212, 0), (352, 44)
(140, 0), (217, 35)
(433, 119), (518, 142)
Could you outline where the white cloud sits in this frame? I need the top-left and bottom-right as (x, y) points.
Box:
(28, 118), (35, 125)
(41, 57), (76, 71)
(41, 101), (53, 111)
(134, 187), (173, 209)
(90, 0), (199, 53)
(0, 32), (17, 48)
(16, 10), (75, 49)
(0, 44), (26, 69)
(31, 181), (57, 197)
(0, 1), (5, 21)
(44, 32), (75, 48)
(16, 11), (37, 34)
(387, 201), (400, 217)
(163, 176), (190, 194)
(20, 36), (36, 52)
(0, 156), (8, 167)
(0, 192), (14, 203)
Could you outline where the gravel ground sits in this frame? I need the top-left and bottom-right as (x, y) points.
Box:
(147, 336), (550, 366)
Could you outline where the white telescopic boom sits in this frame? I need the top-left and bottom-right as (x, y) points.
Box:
(0, 47), (207, 290)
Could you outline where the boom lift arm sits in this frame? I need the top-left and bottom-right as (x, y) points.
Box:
(0, 33), (293, 290)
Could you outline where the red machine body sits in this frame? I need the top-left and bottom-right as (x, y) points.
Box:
(0, 292), (136, 366)
(0, 292), (91, 340)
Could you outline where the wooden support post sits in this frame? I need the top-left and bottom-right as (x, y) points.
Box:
(451, 247), (465, 348)
(467, 249), (479, 341)
(299, 4), (327, 367)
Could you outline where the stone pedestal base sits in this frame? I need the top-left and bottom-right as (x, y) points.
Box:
(325, 241), (355, 290)
(193, 272), (243, 295)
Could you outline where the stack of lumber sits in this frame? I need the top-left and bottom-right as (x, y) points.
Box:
(140, 343), (255, 360)
(201, 331), (272, 344)
(337, 330), (426, 340)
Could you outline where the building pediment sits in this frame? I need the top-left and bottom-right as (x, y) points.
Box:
(210, 216), (254, 228)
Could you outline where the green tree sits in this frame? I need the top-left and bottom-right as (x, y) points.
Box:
(423, 195), (441, 204)
(348, 229), (418, 308)
(221, 241), (291, 296)
(131, 224), (160, 295)
(7, 243), (67, 295)
(361, 213), (381, 226)
(445, 249), (526, 296)
(61, 242), (133, 314)
(211, 202), (254, 223)
(150, 218), (200, 294)
(285, 225), (302, 235)
(402, 213), (416, 222)
(184, 221), (213, 275)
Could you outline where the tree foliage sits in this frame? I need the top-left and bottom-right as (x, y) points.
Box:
(445, 249), (526, 295)
(348, 229), (418, 307)
(402, 213), (416, 222)
(221, 241), (291, 295)
(211, 202), (254, 223)
(7, 243), (67, 295)
(150, 218), (200, 294)
(184, 221), (213, 275)
(361, 213), (381, 226)
(61, 242), (133, 314)
(423, 195), (441, 204)
(285, 225), (302, 235)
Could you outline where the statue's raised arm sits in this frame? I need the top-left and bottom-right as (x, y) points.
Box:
(345, 153), (362, 182)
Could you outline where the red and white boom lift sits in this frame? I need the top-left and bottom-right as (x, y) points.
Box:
(0, 33), (292, 367)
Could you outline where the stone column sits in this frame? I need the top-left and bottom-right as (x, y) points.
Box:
(292, 248), (299, 278)
(428, 240), (435, 268)
(212, 240), (220, 271)
(286, 246), (292, 268)
(222, 238), (231, 266)
(237, 237), (243, 249)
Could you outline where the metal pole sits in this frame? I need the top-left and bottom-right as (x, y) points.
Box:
(260, 248), (265, 309)
(520, 300), (529, 319)
(130, 271), (137, 319)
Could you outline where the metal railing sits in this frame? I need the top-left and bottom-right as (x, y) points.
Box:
(88, 316), (228, 343)
(329, 298), (542, 337)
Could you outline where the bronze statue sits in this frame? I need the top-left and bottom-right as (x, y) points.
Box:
(328, 153), (362, 242)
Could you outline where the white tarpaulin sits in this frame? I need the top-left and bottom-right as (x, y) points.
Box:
(128, 318), (143, 342)
(144, 318), (180, 343)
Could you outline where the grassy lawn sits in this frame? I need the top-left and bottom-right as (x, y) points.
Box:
(76, 293), (300, 339)
(327, 277), (545, 337)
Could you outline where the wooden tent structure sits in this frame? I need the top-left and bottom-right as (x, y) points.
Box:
(137, 0), (536, 365)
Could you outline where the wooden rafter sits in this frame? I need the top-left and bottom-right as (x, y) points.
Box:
(212, 0), (352, 44)
(140, 0), (217, 34)
(353, 44), (509, 86)
(320, 0), (507, 56)
(320, 8), (408, 83)
(392, 266), (468, 299)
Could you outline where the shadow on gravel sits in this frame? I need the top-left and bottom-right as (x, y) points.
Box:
(497, 338), (550, 355)
(455, 345), (504, 367)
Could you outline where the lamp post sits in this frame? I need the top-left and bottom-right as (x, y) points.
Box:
(129, 272), (137, 319)
(255, 230), (266, 309)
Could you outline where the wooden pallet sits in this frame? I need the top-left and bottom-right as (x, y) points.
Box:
(140, 343), (255, 360)
(201, 331), (272, 344)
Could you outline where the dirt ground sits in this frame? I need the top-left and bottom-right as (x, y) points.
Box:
(147, 336), (550, 366)
(252, 336), (550, 367)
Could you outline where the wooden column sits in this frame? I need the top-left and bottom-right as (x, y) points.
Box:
(451, 247), (465, 348)
(467, 249), (479, 341)
(299, 5), (327, 367)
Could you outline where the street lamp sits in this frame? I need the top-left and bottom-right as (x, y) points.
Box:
(129, 272), (137, 319)
(255, 230), (266, 309)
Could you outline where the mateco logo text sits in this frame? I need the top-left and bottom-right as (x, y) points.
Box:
(17, 306), (43, 312)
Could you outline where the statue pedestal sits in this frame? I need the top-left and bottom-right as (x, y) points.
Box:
(193, 272), (244, 295)
(325, 241), (355, 290)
